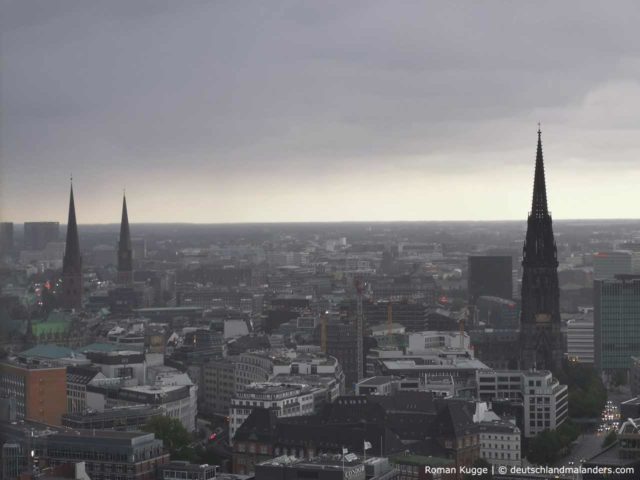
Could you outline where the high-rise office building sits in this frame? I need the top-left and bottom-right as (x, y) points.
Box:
(594, 275), (640, 375)
(61, 183), (82, 310)
(0, 222), (13, 256)
(325, 321), (358, 390)
(23, 221), (59, 250)
(468, 256), (513, 304)
(566, 314), (595, 364)
(520, 129), (563, 373)
(593, 251), (633, 280)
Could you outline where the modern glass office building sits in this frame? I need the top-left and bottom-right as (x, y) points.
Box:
(594, 275), (640, 374)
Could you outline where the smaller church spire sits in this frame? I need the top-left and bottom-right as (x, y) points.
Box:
(62, 179), (82, 310)
(63, 181), (80, 270)
(119, 193), (131, 252)
(117, 192), (133, 285)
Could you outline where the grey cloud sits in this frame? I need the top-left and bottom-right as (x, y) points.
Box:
(2, 1), (640, 221)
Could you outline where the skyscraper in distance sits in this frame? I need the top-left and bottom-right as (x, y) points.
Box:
(468, 255), (513, 305)
(117, 193), (133, 286)
(0, 222), (14, 256)
(520, 129), (563, 373)
(61, 181), (82, 310)
(23, 221), (59, 250)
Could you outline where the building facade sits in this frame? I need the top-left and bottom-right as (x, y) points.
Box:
(476, 369), (568, 438)
(478, 420), (521, 467)
(0, 359), (67, 426)
(594, 276), (640, 375)
(23, 221), (59, 250)
(230, 383), (315, 441)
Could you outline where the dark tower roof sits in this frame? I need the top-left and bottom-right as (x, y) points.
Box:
(63, 182), (81, 273)
(118, 193), (133, 274)
(523, 129), (558, 268)
(531, 128), (549, 219)
(119, 194), (131, 252)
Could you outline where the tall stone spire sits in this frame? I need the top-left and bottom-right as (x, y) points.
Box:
(520, 129), (563, 373)
(61, 180), (83, 310)
(117, 193), (133, 286)
(531, 128), (549, 218)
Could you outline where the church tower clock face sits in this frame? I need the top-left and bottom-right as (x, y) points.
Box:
(535, 313), (551, 324)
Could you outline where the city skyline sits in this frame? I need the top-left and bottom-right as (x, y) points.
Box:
(4, 1), (640, 223)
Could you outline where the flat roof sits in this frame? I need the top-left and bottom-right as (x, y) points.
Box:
(357, 376), (398, 386)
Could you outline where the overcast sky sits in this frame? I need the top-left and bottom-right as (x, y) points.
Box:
(3, 0), (640, 224)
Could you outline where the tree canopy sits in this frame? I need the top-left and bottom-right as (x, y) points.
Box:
(143, 416), (192, 457)
(557, 362), (606, 418)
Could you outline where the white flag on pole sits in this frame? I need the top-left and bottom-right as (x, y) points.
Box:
(342, 447), (348, 454)
(364, 441), (372, 451)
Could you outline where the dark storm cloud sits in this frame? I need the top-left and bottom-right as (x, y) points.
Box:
(3, 0), (640, 221)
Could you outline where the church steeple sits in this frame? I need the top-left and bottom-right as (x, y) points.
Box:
(61, 179), (83, 310)
(531, 128), (549, 219)
(523, 128), (557, 268)
(117, 192), (133, 285)
(520, 128), (563, 373)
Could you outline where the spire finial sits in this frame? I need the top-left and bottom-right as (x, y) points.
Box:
(537, 122), (541, 136)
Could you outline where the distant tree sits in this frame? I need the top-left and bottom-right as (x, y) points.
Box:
(558, 361), (606, 418)
(143, 416), (192, 458)
(602, 430), (617, 448)
(611, 370), (627, 387)
(527, 430), (562, 465)
(556, 420), (580, 446)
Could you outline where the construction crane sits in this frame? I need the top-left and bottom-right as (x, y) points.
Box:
(354, 278), (365, 383)
(320, 312), (328, 353)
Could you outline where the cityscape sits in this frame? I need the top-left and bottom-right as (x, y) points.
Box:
(3, 2), (640, 480)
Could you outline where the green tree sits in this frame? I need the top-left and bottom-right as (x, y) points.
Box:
(558, 362), (606, 418)
(143, 416), (193, 458)
(527, 430), (562, 465)
(556, 420), (580, 446)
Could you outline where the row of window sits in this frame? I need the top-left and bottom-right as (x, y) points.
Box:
(481, 443), (519, 450)
(482, 451), (519, 460)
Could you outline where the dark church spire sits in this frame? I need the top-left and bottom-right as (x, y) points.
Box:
(64, 182), (80, 264)
(62, 179), (82, 310)
(117, 192), (133, 285)
(531, 128), (549, 219)
(520, 128), (563, 373)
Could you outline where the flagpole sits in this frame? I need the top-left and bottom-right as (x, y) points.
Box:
(363, 440), (366, 462)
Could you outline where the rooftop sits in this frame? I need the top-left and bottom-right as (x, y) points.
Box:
(237, 382), (311, 396)
(259, 454), (363, 469)
(357, 376), (398, 386)
(20, 344), (82, 360)
(389, 454), (454, 467)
